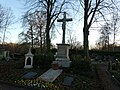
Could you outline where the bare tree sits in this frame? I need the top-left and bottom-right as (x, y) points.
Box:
(97, 23), (112, 50)
(18, 31), (29, 43)
(34, 11), (46, 53)
(111, 10), (119, 51)
(67, 30), (82, 49)
(2, 8), (13, 45)
(22, 12), (37, 48)
(20, 10), (46, 52)
(96, 9), (120, 51)
(0, 5), (14, 44)
(23, 0), (74, 53)
(79, 0), (117, 60)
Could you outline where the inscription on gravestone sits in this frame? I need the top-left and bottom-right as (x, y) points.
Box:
(58, 47), (66, 55)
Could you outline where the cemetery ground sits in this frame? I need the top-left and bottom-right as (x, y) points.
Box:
(0, 56), (120, 90)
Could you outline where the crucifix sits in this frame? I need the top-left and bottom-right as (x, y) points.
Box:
(57, 12), (72, 44)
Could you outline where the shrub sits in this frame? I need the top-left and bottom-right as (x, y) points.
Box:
(33, 53), (55, 68)
(71, 55), (91, 74)
(71, 55), (82, 61)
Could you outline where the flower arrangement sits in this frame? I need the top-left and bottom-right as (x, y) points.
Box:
(52, 63), (59, 70)
(14, 79), (59, 90)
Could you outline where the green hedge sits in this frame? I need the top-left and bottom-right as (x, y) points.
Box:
(70, 55), (91, 74)
(33, 53), (55, 68)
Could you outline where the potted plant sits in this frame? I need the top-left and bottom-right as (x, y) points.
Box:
(52, 63), (59, 70)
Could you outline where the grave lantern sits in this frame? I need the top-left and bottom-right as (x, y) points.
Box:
(24, 46), (34, 69)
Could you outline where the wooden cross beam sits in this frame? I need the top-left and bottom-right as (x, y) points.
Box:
(57, 12), (72, 44)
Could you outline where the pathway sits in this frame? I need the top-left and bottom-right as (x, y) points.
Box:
(96, 63), (120, 90)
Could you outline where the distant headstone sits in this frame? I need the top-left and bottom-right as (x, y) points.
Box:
(23, 72), (37, 79)
(3, 51), (10, 61)
(38, 68), (63, 82)
(63, 76), (74, 86)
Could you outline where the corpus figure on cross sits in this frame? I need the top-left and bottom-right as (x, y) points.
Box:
(57, 12), (72, 44)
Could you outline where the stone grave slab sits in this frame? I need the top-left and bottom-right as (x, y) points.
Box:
(23, 72), (37, 79)
(63, 76), (74, 86)
(38, 68), (63, 82)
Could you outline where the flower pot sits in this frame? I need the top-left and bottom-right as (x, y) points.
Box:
(52, 63), (59, 70)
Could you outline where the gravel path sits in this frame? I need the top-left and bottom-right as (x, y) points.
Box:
(96, 64), (120, 90)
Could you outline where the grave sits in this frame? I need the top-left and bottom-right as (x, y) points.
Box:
(53, 12), (72, 67)
(63, 76), (74, 86)
(23, 72), (37, 79)
(53, 44), (71, 67)
(38, 68), (63, 82)
(24, 46), (34, 69)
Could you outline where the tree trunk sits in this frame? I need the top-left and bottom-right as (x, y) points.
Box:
(45, 19), (51, 53)
(83, 0), (89, 60)
(30, 25), (34, 49)
(83, 27), (89, 60)
(46, 29), (50, 53)
(45, 2), (51, 53)
(2, 28), (6, 45)
(40, 26), (43, 53)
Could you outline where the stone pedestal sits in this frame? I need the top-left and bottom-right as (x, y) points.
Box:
(53, 44), (71, 67)
(24, 50), (34, 69)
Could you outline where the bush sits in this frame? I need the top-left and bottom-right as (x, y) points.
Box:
(70, 55), (82, 61)
(33, 53), (55, 68)
(71, 55), (91, 74)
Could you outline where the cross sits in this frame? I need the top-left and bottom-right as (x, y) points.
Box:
(57, 12), (72, 44)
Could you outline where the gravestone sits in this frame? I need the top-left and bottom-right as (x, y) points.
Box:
(24, 46), (34, 69)
(63, 76), (74, 86)
(23, 72), (37, 79)
(38, 68), (63, 82)
(53, 44), (71, 67)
